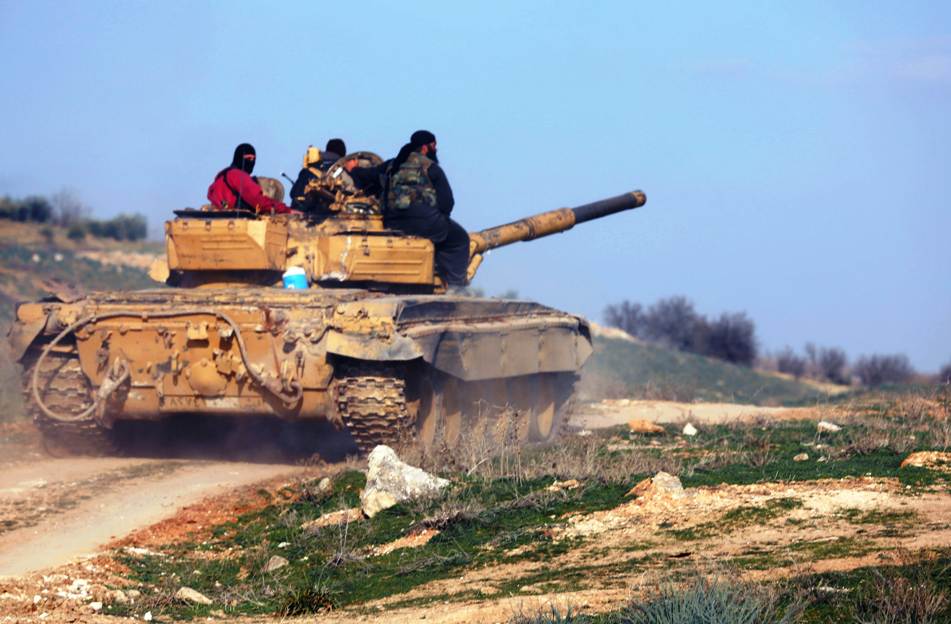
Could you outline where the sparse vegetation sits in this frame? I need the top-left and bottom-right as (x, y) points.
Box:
(853, 354), (915, 387)
(619, 576), (800, 624)
(94, 385), (951, 621)
(1, 191), (148, 241)
(581, 330), (826, 404)
(603, 296), (758, 367)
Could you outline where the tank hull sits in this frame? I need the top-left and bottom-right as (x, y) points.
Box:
(12, 288), (591, 453)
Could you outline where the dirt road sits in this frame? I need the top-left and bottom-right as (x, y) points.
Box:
(0, 456), (310, 577)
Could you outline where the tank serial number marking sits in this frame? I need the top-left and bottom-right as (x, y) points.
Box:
(161, 396), (268, 410)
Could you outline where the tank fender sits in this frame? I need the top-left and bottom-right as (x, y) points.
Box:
(325, 330), (423, 362)
(8, 303), (52, 362)
(326, 299), (422, 362)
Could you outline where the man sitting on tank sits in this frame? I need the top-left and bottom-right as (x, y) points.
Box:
(289, 138), (346, 216)
(346, 130), (470, 288)
(207, 143), (292, 214)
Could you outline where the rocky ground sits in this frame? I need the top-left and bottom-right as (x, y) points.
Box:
(0, 388), (949, 623)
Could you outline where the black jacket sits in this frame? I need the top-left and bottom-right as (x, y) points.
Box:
(350, 157), (454, 217)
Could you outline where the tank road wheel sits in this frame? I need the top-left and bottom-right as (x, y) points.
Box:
(23, 350), (117, 456)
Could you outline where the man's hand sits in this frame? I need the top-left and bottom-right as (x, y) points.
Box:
(344, 159), (358, 172)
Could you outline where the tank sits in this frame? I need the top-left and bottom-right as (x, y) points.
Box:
(8, 154), (647, 455)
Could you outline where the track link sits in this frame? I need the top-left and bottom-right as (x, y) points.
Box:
(333, 361), (414, 453)
(23, 350), (117, 456)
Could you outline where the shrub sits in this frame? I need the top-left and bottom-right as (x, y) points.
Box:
(66, 223), (87, 240)
(849, 568), (948, 624)
(777, 347), (807, 378)
(620, 576), (800, 624)
(0, 195), (52, 222)
(604, 300), (646, 338)
(817, 347), (849, 385)
(853, 354), (915, 387)
(643, 296), (703, 351)
(702, 312), (757, 366)
(604, 296), (759, 367)
(938, 362), (951, 385)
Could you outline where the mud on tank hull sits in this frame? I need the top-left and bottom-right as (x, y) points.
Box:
(10, 288), (592, 455)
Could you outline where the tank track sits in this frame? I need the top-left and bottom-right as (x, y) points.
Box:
(333, 361), (414, 453)
(23, 350), (117, 456)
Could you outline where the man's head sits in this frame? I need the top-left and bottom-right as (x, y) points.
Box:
(231, 143), (256, 174)
(325, 138), (346, 157)
(410, 130), (437, 162)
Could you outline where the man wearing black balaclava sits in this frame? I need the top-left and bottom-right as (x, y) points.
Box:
(348, 130), (469, 288)
(208, 143), (291, 214)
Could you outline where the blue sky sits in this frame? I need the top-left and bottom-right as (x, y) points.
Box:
(1, 1), (949, 370)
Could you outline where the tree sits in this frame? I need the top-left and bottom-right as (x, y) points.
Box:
(938, 361), (951, 384)
(703, 312), (757, 366)
(643, 296), (702, 351)
(777, 347), (807, 378)
(853, 354), (914, 387)
(817, 347), (849, 385)
(50, 189), (88, 227)
(604, 300), (645, 338)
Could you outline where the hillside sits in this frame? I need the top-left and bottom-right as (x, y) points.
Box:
(580, 325), (830, 406)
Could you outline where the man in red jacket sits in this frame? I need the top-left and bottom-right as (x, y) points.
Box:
(207, 143), (292, 214)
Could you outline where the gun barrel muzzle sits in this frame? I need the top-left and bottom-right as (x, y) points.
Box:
(571, 190), (647, 225)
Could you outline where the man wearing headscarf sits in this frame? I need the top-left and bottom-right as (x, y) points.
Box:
(290, 138), (347, 214)
(348, 130), (469, 288)
(208, 143), (292, 214)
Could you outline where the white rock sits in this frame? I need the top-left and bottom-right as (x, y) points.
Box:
(360, 445), (450, 518)
(682, 423), (698, 436)
(817, 421), (841, 433)
(316, 477), (333, 495)
(90, 601), (103, 611)
(144, 612), (153, 622)
(277, 541), (290, 548)
(174, 587), (212, 605)
(263, 555), (289, 573)
(793, 453), (809, 462)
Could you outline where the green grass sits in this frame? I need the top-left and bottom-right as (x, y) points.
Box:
(581, 333), (829, 406)
(111, 470), (634, 619)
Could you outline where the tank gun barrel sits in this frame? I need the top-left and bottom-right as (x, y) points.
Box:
(469, 190), (646, 255)
(466, 190), (646, 281)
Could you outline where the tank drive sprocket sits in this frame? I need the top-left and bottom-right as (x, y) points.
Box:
(22, 350), (117, 456)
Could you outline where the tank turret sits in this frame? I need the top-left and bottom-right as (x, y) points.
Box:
(159, 161), (647, 292)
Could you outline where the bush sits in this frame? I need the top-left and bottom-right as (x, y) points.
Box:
(67, 223), (87, 240)
(0, 195), (52, 223)
(643, 296), (703, 351)
(817, 347), (849, 385)
(938, 362), (951, 385)
(604, 300), (646, 338)
(777, 347), (807, 378)
(849, 568), (948, 624)
(604, 296), (758, 367)
(620, 577), (800, 624)
(702, 312), (757, 366)
(853, 354), (915, 387)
